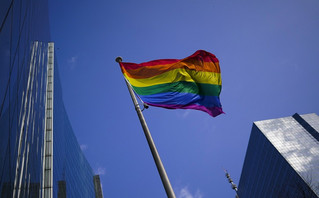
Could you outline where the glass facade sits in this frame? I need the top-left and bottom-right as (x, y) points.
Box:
(238, 113), (319, 198)
(0, 0), (100, 197)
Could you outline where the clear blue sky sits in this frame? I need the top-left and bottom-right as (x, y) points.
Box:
(48, 0), (319, 197)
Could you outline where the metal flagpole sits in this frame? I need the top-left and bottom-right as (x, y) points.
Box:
(116, 57), (176, 198)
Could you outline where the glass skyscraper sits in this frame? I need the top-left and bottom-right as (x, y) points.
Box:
(238, 113), (319, 198)
(0, 0), (102, 197)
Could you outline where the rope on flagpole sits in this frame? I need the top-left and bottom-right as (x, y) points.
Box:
(123, 77), (149, 111)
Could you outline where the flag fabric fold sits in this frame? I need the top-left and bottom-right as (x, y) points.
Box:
(119, 50), (224, 117)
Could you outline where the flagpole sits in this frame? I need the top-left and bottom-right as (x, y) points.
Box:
(116, 57), (176, 198)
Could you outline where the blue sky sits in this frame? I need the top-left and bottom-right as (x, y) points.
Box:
(48, 0), (319, 197)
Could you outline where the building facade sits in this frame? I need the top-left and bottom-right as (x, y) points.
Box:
(0, 0), (102, 197)
(238, 113), (319, 198)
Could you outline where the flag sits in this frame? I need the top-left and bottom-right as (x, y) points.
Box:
(119, 50), (224, 117)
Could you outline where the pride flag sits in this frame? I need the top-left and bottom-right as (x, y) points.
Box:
(119, 50), (224, 117)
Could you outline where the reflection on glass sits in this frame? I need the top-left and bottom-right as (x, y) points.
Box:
(0, 0), (100, 197)
(238, 114), (319, 198)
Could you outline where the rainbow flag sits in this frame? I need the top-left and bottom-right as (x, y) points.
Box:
(119, 50), (224, 117)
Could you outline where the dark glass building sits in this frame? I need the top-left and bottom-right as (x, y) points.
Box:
(0, 0), (102, 197)
(238, 113), (319, 198)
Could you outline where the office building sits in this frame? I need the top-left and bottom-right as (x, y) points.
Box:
(0, 0), (102, 197)
(238, 113), (319, 198)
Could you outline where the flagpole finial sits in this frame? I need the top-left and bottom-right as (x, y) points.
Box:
(115, 56), (123, 63)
